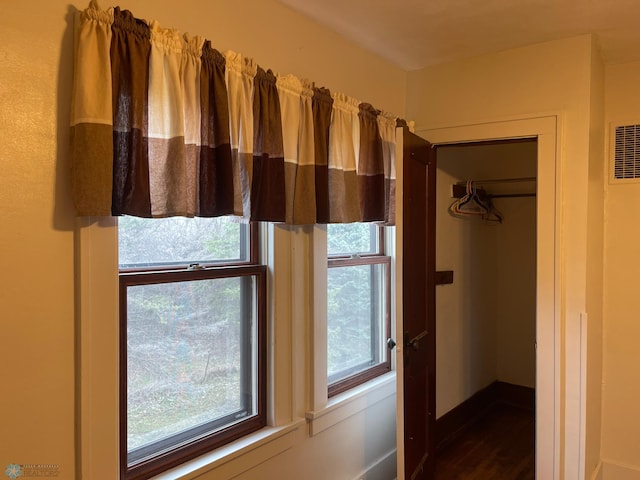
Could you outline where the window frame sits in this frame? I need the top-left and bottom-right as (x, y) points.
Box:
(118, 221), (267, 480)
(326, 225), (391, 398)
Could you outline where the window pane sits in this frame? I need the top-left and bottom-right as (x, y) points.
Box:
(118, 216), (248, 268)
(327, 223), (378, 256)
(126, 276), (257, 461)
(327, 263), (386, 383)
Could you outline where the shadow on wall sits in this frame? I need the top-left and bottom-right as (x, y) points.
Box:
(54, 5), (79, 232)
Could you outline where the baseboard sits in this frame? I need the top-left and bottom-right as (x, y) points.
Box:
(436, 381), (534, 452)
(436, 382), (496, 451)
(351, 449), (396, 480)
(494, 381), (535, 410)
(602, 461), (640, 480)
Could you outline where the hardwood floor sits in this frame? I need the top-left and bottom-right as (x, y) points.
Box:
(435, 404), (535, 479)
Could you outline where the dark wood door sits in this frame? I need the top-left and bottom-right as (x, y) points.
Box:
(402, 129), (436, 480)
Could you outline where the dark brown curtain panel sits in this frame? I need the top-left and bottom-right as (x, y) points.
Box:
(358, 103), (385, 222)
(312, 87), (333, 224)
(110, 7), (152, 217)
(198, 42), (234, 217)
(251, 67), (285, 222)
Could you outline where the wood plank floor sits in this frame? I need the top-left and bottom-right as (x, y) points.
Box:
(435, 404), (535, 480)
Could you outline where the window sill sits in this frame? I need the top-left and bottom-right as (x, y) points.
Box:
(305, 372), (396, 437)
(154, 419), (306, 480)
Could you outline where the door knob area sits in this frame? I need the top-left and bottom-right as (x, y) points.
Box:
(406, 330), (428, 351)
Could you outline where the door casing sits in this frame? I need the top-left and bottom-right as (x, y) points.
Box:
(395, 115), (561, 480)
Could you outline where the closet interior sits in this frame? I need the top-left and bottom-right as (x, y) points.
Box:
(434, 139), (537, 479)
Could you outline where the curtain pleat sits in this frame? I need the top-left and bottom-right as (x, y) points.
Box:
(251, 67), (285, 222)
(276, 75), (316, 224)
(225, 51), (256, 218)
(181, 34), (205, 216)
(70, 0), (114, 216)
(294, 79), (316, 224)
(148, 21), (187, 217)
(312, 87), (333, 224)
(328, 93), (361, 223)
(198, 42), (234, 217)
(70, 2), (402, 225)
(358, 103), (384, 222)
(377, 112), (397, 225)
(110, 7), (152, 217)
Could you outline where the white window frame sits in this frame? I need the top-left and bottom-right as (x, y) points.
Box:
(77, 219), (303, 480)
(326, 224), (391, 397)
(118, 219), (267, 479)
(77, 219), (396, 477)
(305, 225), (396, 436)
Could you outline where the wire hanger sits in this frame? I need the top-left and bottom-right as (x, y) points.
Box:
(449, 180), (503, 224)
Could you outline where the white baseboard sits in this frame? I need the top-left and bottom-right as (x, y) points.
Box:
(352, 449), (396, 480)
(602, 461), (640, 480)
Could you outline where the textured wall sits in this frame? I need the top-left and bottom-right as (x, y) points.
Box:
(602, 60), (640, 475)
(0, 1), (406, 478)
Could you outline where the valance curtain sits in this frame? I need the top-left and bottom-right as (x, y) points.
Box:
(70, 1), (403, 224)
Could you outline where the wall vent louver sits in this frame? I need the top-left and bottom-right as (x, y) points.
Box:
(614, 124), (640, 180)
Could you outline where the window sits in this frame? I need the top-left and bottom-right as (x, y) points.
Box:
(118, 216), (266, 480)
(326, 223), (391, 397)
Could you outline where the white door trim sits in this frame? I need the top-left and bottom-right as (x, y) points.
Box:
(393, 127), (406, 480)
(404, 114), (562, 480)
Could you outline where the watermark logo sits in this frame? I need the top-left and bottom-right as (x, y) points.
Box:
(4, 464), (58, 478)
(4, 465), (21, 480)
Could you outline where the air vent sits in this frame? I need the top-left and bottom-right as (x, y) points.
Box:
(614, 124), (640, 179)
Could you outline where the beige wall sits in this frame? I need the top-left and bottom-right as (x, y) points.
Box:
(0, 2), (77, 475)
(408, 35), (602, 478)
(494, 196), (537, 389)
(435, 147), (498, 417)
(601, 60), (640, 475)
(0, 1), (406, 479)
(233, 394), (397, 480)
(5, 0), (634, 475)
(435, 143), (537, 417)
(491, 146), (537, 389)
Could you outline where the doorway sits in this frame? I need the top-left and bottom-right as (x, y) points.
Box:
(433, 139), (537, 479)
(396, 116), (559, 480)
(417, 116), (558, 480)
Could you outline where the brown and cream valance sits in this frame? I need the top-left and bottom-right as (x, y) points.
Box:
(70, 1), (401, 224)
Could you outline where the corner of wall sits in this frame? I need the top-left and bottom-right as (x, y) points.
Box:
(591, 460), (603, 480)
(350, 449), (397, 480)
(602, 461), (640, 480)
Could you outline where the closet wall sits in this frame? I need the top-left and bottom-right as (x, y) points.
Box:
(435, 141), (537, 418)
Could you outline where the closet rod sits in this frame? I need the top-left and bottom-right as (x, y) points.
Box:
(451, 185), (536, 198)
(451, 176), (537, 199)
(491, 193), (536, 198)
(454, 176), (536, 186)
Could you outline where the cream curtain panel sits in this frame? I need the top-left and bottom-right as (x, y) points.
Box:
(70, 1), (401, 224)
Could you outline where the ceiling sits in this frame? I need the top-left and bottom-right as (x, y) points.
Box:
(276, 0), (640, 70)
